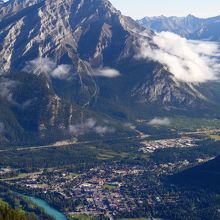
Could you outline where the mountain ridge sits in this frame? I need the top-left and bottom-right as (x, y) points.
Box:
(138, 14), (220, 41)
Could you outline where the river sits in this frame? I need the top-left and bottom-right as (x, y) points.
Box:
(28, 196), (68, 220)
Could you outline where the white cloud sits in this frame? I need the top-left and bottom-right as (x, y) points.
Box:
(20, 98), (37, 109)
(24, 58), (72, 80)
(0, 122), (4, 133)
(0, 78), (17, 104)
(148, 117), (171, 126)
(24, 58), (56, 75)
(137, 31), (220, 83)
(0, 78), (36, 108)
(69, 118), (114, 136)
(24, 59), (119, 79)
(123, 122), (136, 130)
(69, 118), (96, 136)
(92, 68), (120, 78)
(50, 64), (72, 80)
(94, 126), (115, 135)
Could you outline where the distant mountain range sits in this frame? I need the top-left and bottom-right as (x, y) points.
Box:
(0, 0), (220, 145)
(138, 15), (220, 41)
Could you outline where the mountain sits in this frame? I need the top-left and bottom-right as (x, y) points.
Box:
(170, 156), (220, 189)
(0, 0), (144, 72)
(138, 15), (220, 41)
(0, 0), (220, 145)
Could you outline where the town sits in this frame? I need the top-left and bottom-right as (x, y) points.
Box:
(0, 159), (195, 219)
(0, 135), (217, 219)
(140, 137), (199, 153)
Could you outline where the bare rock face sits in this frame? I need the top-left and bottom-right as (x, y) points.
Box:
(0, 0), (145, 73)
(131, 67), (208, 108)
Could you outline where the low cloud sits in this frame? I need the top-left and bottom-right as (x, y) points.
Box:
(92, 68), (120, 78)
(0, 122), (4, 133)
(24, 59), (120, 79)
(0, 78), (36, 108)
(20, 98), (37, 109)
(148, 117), (171, 126)
(50, 64), (72, 80)
(0, 78), (17, 104)
(69, 118), (96, 136)
(137, 31), (220, 83)
(69, 118), (114, 136)
(24, 58), (72, 80)
(123, 122), (136, 130)
(94, 126), (115, 135)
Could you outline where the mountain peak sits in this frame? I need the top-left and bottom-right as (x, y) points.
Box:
(186, 14), (197, 19)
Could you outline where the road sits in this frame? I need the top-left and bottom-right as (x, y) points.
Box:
(0, 135), (141, 153)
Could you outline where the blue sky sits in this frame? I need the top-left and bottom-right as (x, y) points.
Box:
(109, 0), (220, 19)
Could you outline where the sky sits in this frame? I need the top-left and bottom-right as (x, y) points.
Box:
(109, 0), (220, 19)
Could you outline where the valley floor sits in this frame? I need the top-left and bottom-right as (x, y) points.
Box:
(1, 127), (220, 219)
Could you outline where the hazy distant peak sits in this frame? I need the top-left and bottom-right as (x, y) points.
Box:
(138, 14), (220, 41)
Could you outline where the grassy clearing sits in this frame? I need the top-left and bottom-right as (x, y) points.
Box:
(119, 218), (156, 220)
(103, 184), (118, 190)
(96, 148), (134, 161)
(209, 134), (220, 141)
(67, 173), (80, 178)
(170, 117), (220, 130)
(97, 150), (117, 160)
(0, 173), (30, 181)
(69, 213), (96, 220)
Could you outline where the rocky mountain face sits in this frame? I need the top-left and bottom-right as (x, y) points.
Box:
(0, 0), (219, 145)
(0, 72), (78, 145)
(138, 15), (220, 41)
(0, 0), (143, 72)
(131, 68), (207, 108)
